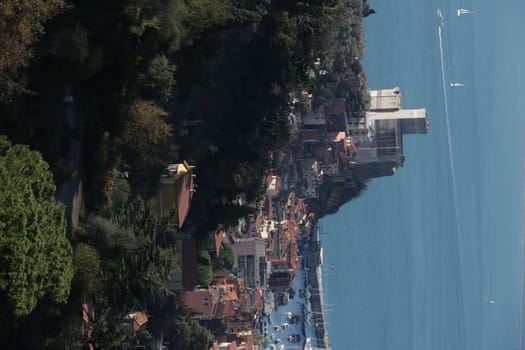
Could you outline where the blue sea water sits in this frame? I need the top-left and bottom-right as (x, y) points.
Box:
(321, 1), (525, 349)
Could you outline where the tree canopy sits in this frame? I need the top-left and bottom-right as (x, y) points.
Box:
(0, 0), (65, 101)
(0, 135), (73, 319)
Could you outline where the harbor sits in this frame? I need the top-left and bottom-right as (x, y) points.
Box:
(262, 221), (332, 350)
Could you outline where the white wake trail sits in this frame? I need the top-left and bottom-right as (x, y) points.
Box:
(437, 13), (467, 348)
(438, 21), (461, 240)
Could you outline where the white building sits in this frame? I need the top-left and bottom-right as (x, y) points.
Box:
(351, 87), (428, 180)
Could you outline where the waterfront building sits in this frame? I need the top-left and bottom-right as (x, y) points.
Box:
(351, 88), (428, 180)
(369, 86), (402, 111)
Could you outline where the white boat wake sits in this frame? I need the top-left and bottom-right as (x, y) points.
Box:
(437, 9), (467, 346)
(437, 13), (462, 268)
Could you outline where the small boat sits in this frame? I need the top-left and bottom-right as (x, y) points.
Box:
(450, 83), (464, 87)
(487, 300), (496, 304)
(437, 9), (444, 26)
(457, 9), (474, 16)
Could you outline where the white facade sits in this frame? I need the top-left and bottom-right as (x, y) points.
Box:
(369, 87), (402, 111)
(366, 108), (428, 134)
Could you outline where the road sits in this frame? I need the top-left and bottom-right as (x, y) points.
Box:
(55, 86), (83, 238)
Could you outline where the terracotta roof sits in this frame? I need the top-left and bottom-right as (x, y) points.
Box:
(183, 290), (214, 318)
(157, 162), (195, 228)
(215, 229), (225, 258)
(296, 198), (305, 214)
(334, 131), (346, 142)
(254, 289), (263, 310)
(82, 302), (94, 322)
(175, 171), (195, 228)
(255, 213), (262, 237)
(132, 312), (148, 332)
(222, 300), (237, 318)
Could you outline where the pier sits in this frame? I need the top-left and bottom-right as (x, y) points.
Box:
(301, 221), (331, 349)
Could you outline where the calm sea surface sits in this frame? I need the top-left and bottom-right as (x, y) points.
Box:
(321, 1), (525, 349)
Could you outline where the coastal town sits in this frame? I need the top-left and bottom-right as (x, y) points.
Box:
(152, 86), (429, 350)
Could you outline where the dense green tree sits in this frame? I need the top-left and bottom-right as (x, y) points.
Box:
(72, 242), (102, 297)
(138, 54), (176, 102)
(168, 316), (215, 350)
(215, 243), (235, 272)
(196, 251), (213, 286)
(89, 304), (133, 350)
(77, 197), (178, 308)
(150, 295), (215, 350)
(0, 135), (73, 319)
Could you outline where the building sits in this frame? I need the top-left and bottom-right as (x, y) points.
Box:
(351, 87), (428, 180)
(165, 238), (198, 291)
(267, 259), (294, 291)
(156, 161), (196, 228)
(300, 129), (322, 144)
(232, 238), (267, 289)
(366, 108), (429, 135)
(183, 281), (240, 321)
(300, 158), (321, 199)
(265, 175), (281, 198)
(369, 86), (402, 112)
(302, 108), (326, 128)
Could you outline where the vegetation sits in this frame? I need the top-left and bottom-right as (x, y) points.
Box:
(150, 294), (215, 350)
(214, 244), (235, 273)
(0, 136), (73, 319)
(0, 0), (373, 347)
(74, 197), (179, 308)
(0, 0), (66, 101)
(196, 251), (213, 286)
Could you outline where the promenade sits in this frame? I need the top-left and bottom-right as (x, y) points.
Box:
(302, 221), (331, 349)
(262, 220), (331, 350)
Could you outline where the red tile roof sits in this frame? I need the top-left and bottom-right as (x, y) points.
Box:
(175, 171), (195, 228)
(215, 228), (225, 258)
(132, 312), (148, 332)
(157, 162), (195, 228)
(183, 290), (214, 318)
